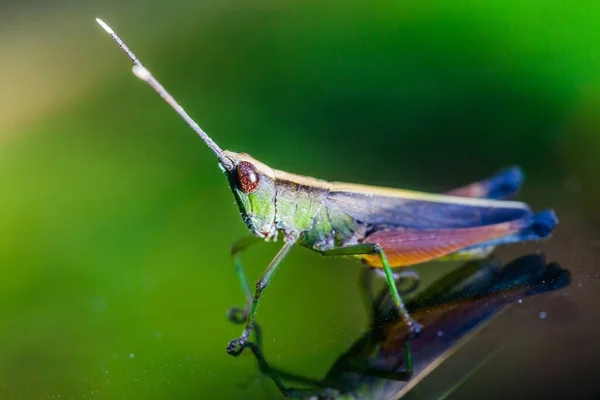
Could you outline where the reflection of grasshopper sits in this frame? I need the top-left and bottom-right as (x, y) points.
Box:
(237, 254), (570, 399)
(96, 19), (558, 356)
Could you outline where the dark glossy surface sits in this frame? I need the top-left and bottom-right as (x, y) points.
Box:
(244, 255), (571, 399)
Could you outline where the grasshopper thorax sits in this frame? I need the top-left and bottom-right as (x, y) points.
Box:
(221, 151), (278, 240)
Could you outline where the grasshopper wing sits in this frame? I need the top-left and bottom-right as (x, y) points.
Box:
(359, 211), (556, 267)
(325, 179), (555, 267)
(327, 182), (533, 230)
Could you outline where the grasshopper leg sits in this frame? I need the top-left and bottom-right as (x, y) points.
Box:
(370, 267), (420, 295)
(361, 267), (420, 322)
(227, 236), (263, 325)
(322, 244), (423, 336)
(227, 236), (298, 356)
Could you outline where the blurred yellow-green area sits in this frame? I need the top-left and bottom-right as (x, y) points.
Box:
(1, 1), (600, 399)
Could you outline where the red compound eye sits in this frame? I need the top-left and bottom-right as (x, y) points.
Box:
(236, 161), (260, 193)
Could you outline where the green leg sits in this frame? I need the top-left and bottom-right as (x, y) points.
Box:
(322, 244), (422, 336)
(227, 236), (263, 325)
(371, 267), (421, 296)
(370, 269), (421, 325)
(227, 237), (297, 356)
(232, 235), (263, 300)
(360, 268), (419, 322)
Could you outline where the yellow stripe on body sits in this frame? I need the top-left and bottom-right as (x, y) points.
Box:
(330, 182), (529, 209)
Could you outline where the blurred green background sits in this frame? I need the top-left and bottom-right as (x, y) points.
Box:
(1, 1), (599, 399)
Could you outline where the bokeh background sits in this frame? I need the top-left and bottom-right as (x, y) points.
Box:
(1, 1), (599, 399)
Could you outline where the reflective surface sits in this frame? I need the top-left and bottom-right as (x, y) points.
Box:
(243, 255), (571, 399)
(1, 2), (599, 399)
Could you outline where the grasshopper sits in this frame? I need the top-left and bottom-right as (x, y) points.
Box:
(96, 19), (558, 356)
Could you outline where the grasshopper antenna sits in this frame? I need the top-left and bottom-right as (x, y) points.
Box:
(95, 18), (232, 169)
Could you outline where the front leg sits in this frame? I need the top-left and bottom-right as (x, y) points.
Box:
(322, 244), (422, 336)
(227, 235), (263, 325)
(227, 235), (298, 356)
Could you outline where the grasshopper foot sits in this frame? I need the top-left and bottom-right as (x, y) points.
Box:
(227, 337), (247, 356)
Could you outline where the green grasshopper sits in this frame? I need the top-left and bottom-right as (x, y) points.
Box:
(96, 19), (558, 356)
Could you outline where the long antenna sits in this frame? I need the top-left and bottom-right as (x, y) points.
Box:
(95, 18), (231, 168)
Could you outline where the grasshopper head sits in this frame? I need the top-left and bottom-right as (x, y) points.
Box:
(221, 151), (278, 240)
